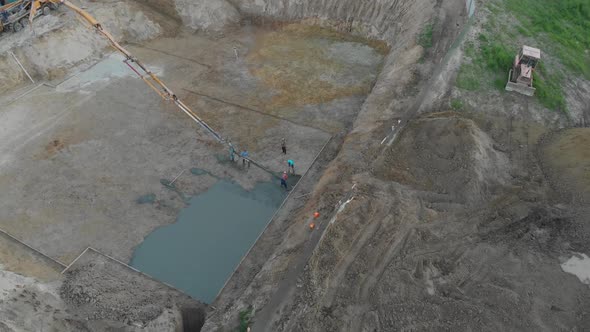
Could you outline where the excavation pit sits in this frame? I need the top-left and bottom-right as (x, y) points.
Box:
(0, 22), (385, 303)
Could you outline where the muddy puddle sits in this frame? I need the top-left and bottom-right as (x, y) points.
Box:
(130, 180), (287, 303)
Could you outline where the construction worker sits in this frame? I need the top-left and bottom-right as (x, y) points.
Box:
(241, 150), (250, 168)
(281, 138), (287, 155)
(229, 141), (235, 162)
(281, 171), (289, 190)
(287, 159), (295, 174)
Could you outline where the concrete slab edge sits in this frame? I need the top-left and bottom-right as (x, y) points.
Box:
(0, 227), (67, 269)
(60, 247), (91, 274)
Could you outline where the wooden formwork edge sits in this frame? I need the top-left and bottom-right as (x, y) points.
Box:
(0, 227), (67, 268)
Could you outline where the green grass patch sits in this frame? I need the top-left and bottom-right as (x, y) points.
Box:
(418, 23), (434, 49)
(457, 36), (512, 92)
(456, 63), (481, 91)
(464, 42), (476, 58)
(516, 25), (532, 37)
(534, 63), (567, 112)
(504, 0), (590, 78)
(480, 41), (513, 72)
(486, 2), (503, 14)
(478, 33), (488, 43)
(457, 28), (567, 112)
(238, 307), (253, 332)
(451, 98), (464, 110)
(455, 0), (580, 112)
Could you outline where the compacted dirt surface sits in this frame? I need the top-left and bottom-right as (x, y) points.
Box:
(1, 0), (589, 331)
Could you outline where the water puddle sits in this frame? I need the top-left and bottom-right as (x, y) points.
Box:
(561, 253), (590, 285)
(466, 0), (475, 17)
(130, 180), (287, 303)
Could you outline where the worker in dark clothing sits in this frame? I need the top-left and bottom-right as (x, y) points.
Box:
(241, 150), (250, 168)
(281, 171), (289, 190)
(281, 138), (287, 154)
(229, 141), (235, 162)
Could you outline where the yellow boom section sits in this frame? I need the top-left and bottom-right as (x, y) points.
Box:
(30, 0), (224, 142)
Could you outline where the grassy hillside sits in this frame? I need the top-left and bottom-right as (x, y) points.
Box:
(456, 0), (589, 113)
(506, 0), (590, 78)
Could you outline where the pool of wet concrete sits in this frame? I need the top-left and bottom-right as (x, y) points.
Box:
(130, 179), (290, 303)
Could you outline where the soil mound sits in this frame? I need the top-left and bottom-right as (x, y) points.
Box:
(60, 253), (205, 329)
(375, 112), (509, 203)
(541, 128), (590, 204)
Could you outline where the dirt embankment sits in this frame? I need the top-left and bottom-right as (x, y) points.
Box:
(203, 0), (471, 330)
(540, 128), (590, 204)
(0, 248), (207, 331)
(375, 113), (509, 204)
(59, 250), (206, 329)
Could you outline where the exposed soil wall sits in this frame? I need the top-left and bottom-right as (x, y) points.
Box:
(374, 113), (509, 204)
(134, 0), (183, 21)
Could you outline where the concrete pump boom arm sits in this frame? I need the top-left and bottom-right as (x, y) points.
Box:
(28, 0), (225, 143)
(27, 1), (279, 177)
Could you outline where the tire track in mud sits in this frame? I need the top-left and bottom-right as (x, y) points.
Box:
(320, 209), (383, 307)
(253, 184), (357, 331)
(348, 226), (415, 331)
(342, 13), (477, 325)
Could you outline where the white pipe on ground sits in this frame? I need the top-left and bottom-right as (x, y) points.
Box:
(9, 51), (35, 84)
(169, 169), (187, 186)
